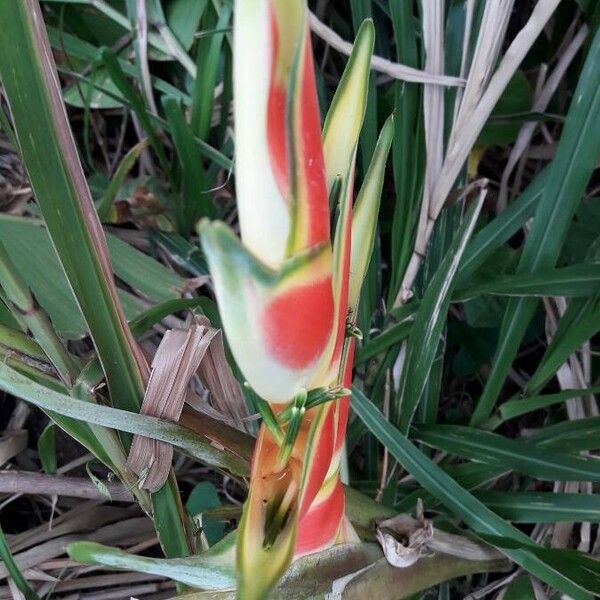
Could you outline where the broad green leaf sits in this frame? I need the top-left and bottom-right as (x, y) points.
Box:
(68, 534), (237, 590)
(63, 67), (123, 109)
(187, 482), (225, 545)
(472, 27), (600, 425)
(166, 0), (208, 51)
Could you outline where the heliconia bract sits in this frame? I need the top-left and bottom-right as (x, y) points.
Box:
(199, 1), (393, 597)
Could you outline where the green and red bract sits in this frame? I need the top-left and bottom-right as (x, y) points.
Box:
(199, 1), (393, 597)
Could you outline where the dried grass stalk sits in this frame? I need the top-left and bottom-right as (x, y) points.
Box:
(308, 12), (464, 87)
(497, 24), (588, 212)
(393, 0), (561, 307)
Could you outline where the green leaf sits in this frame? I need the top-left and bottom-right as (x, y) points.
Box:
(0, 4), (147, 413)
(0, 360), (249, 478)
(0, 3), (192, 558)
(191, 3), (232, 140)
(68, 534), (237, 590)
(38, 423), (57, 475)
(396, 196), (484, 433)
(471, 27), (600, 425)
(528, 417), (600, 452)
(86, 461), (113, 500)
(478, 71), (534, 146)
(351, 387), (594, 599)
(166, 0), (208, 51)
(455, 263), (600, 300)
(97, 139), (149, 221)
(526, 294), (600, 394)
(354, 307), (416, 365)
(475, 491), (600, 523)
(388, 0), (424, 303)
(503, 576), (535, 600)
(0, 217), (187, 338)
(63, 67), (124, 109)
(162, 95), (214, 231)
(0, 525), (40, 600)
(187, 482), (225, 546)
(47, 26), (191, 105)
(100, 47), (170, 176)
(498, 388), (600, 423)
(458, 168), (546, 281)
(413, 424), (600, 482)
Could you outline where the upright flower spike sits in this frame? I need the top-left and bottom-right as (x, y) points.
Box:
(200, 2), (392, 597)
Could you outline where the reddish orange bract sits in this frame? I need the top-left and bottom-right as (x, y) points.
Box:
(262, 277), (334, 368)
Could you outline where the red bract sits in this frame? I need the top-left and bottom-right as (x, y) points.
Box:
(199, 1), (393, 597)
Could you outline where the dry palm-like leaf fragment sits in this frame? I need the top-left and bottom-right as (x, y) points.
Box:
(187, 316), (250, 433)
(127, 321), (218, 491)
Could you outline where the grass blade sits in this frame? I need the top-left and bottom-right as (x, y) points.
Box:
(396, 192), (484, 432)
(458, 168), (547, 281)
(474, 491), (600, 523)
(0, 0), (147, 414)
(526, 294), (600, 394)
(0, 0), (191, 558)
(471, 27), (600, 424)
(0, 525), (40, 600)
(351, 388), (595, 599)
(97, 139), (149, 221)
(413, 424), (600, 481)
(455, 263), (600, 299)
(497, 388), (600, 423)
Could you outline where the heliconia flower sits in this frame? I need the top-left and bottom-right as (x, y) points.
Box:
(199, 1), (393, 597)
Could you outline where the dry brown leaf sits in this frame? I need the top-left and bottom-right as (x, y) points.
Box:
(376, 502), (503, 570)
(188, 316), (250, 433)
(127, 321), (218, 491)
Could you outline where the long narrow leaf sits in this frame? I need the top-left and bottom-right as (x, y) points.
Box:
(397, 193), (484, 432)
(471, 27), (600, 425)
(352, 388), (596, 599)
(413, 424), (600, 481)
(0, 360), (249, 477)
